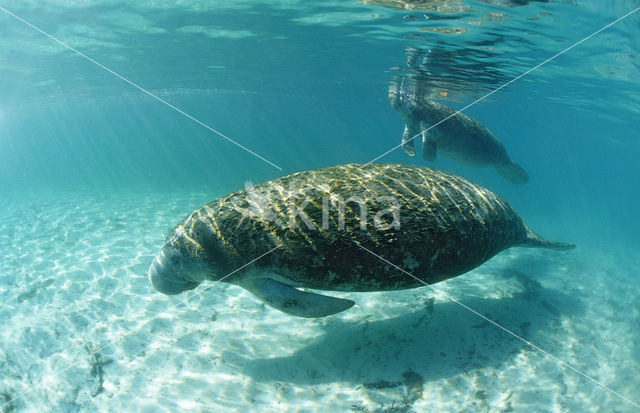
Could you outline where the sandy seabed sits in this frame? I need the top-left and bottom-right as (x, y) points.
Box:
(0, 190), (639, 412)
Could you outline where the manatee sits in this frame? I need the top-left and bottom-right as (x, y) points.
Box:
(389, 79), (530, 185)
(148, 164), (573, 317)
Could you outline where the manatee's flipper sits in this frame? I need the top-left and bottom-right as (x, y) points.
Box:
(496, 162), (529, 185)
(239, 277), (355, 317)
(517, 226), (576, 250)
(401, 124), (416, 157)
(421, 122), (437, 161)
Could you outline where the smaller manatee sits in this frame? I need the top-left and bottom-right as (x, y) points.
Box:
(389, 78), (529, 185)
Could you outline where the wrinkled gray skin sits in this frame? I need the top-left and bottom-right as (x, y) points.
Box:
(389, 79), (530, 185)
(149, 164), (572, 317)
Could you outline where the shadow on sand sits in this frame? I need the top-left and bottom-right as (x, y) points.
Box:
(238, 267), (582, 388)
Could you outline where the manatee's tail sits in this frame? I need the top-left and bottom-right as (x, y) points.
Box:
(496, 162), (529, 185)
(517, 226), (576, 250)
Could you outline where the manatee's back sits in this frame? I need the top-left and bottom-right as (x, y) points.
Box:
(180, 164), (531, 291)
(362, 164), (527, 285)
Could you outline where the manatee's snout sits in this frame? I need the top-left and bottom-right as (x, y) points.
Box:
(148, 248), (203, 295)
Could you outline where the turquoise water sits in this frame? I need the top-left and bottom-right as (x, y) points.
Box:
(1, 1), (639, 411)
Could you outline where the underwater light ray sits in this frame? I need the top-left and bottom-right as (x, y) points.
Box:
(0, 5), (283, 171)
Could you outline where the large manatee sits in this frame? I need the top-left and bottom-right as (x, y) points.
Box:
(149, 164), (572, 317)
